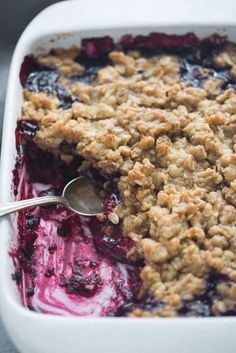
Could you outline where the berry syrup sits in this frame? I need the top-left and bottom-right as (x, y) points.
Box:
(12, 132), (140, 316)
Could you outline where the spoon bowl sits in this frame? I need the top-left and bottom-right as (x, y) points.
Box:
(63, 176), (104, 216)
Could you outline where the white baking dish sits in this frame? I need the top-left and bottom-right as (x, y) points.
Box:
(1, 0), (236, 352)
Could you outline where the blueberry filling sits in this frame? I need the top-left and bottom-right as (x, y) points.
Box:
(23, 142), (65, 184)
(56, 85), (74, 109)
(120, 32), (199, 52)
(180, 53), (235, 88)
(25, 69), (59, 94)
(91, 193), (134, 264)
(178, 35), (233, 88)
(60, 259), (101, 297)
(25, 286), (35, 297)
(13, 136), (139, 311)
(91, 220), (134, 264)
(116, 270), (234, 318)
(12, 268), (23, 285)
(73, 54), (112, 84)
(26, 213), (40, 230)
(18, 120), (39, 139)
(70, 67), (101, 84)
(19, 54), (41, 86)
(48, 243), (57, 255)
(20, 55), (74, 109)
(81, 36), (114, 58)
(115, 294), (164, 316)
(45, 267), (55, 278)
(179, 271), (232, 317)
(179, 299), (211, 317)
(57, 216), (76, 239)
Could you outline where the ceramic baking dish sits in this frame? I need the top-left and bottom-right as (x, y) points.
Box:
(1, 0), (236, 352)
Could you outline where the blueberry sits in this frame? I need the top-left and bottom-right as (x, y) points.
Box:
(179, 299), (211, 317)
(57, 215), (78, 239)
(57, 223), (71, 238)
(26, 213), (40, 230)
(178, 270), (231, 317)
(18, 120), (39, 139)
(56, 85), (73, 109)
(70, 67), (99, 84)
(114, 302), (135, 316)
(180, 52), (231, 89)
(119, 34), (134, 49)
(61, 259), (101, 297)
(115, 293), (165, 316)
(45, 267), (55, 278)
(120, 32), (198, 52)
(103, 193), (120, 216)
(20, 55), (38, 86)
(12, 268), (22, 285)
(25, 69), (59, 93)
(223, 309), (236, 316)
(201, 33), (227, 49)
(140, 294), (165, 312)
(20, 55), (73, 110)
(48, 243), (57, 254)
(81, 36), (114, 58)
(90, 192), (134, 264)
(91, 218), (134, 264)
(25, 286), (35, 297)
(181, 62), (211, 87)
(73, 54), (112, 84)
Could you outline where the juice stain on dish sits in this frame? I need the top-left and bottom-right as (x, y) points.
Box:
(11, 140), (141, 316)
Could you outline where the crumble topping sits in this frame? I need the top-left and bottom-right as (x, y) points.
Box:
(18, 34), (236, 316)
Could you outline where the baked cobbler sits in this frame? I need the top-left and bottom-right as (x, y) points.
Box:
(14, 32), (236, 317)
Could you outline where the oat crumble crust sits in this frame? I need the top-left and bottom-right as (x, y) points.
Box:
(19, 41), (236, 317)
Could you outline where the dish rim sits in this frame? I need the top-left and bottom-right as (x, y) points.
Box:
(1, 0), (236, 323)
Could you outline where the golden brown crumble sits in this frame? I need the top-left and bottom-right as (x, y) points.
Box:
(19, 43), (236, 316)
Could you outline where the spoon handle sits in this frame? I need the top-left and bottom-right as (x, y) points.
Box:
(0, 196), (65, 217)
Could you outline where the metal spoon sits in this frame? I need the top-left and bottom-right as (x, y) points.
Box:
(0, 176), (104, 217)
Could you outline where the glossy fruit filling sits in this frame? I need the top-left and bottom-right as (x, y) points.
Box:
(12, 138), (142, 316)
